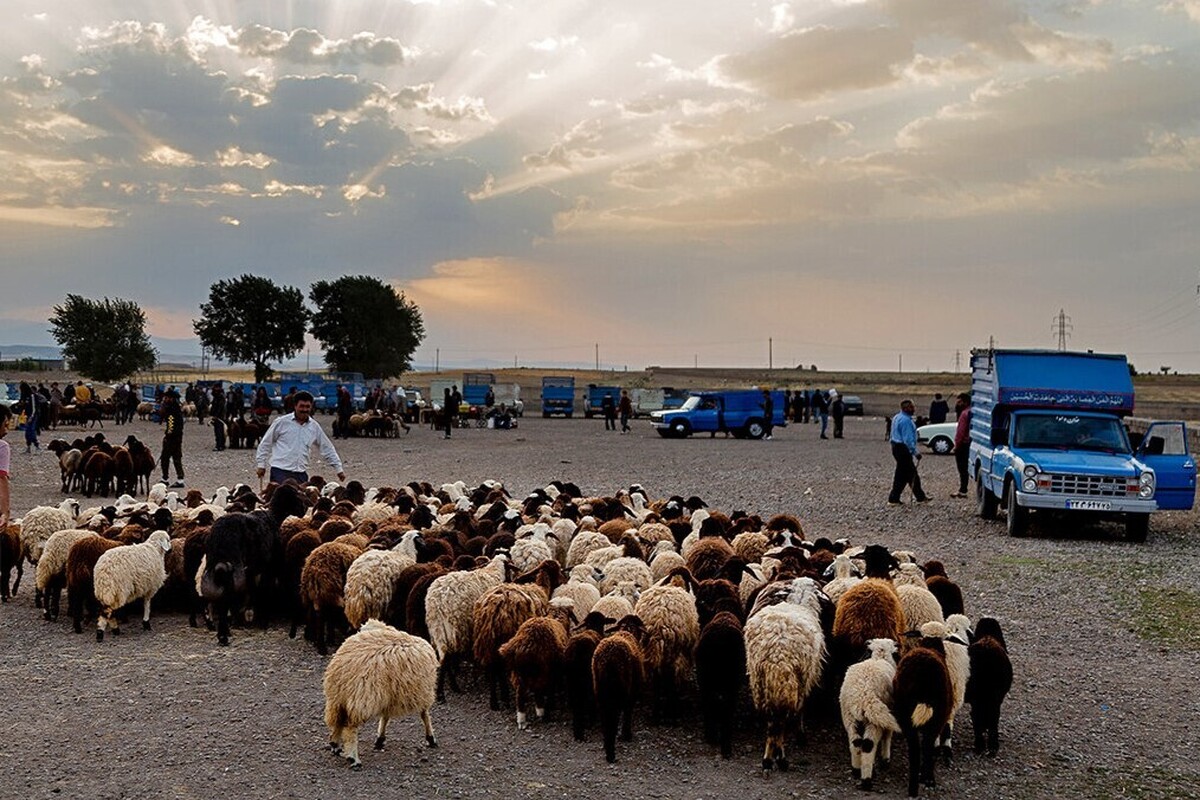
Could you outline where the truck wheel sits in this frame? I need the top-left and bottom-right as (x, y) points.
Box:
(930, 436), (953, 455)
(1125, 514), (1150, 543)
(1005, 483), (1029, 538)
(565, 412), (573, 419)
(542, 411), (550, 418)
(670, 419), (691, 438)
(976, 473), (998, 520)
(584, 411), (593, 419)
(745, 419), (766, 440)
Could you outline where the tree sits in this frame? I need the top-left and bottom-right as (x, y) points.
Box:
(309, 275), (425, 378)
(48, 295), (156, 382)
(194, 275), (309, 383)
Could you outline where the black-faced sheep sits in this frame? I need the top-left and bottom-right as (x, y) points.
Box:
(923, 560), (966, 619)
(565, 610), (608, 741)
(323, 619), (438, 769)
(839, 637), (901, 790)
(591, 614), (646, 763)
(695, 609), (746, 758)
(93, 530), (172, 641)
(965, 616), (1012, 756)
(893, 629), (955, 797)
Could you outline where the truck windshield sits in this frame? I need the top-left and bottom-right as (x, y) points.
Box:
(679, 396), (701, 411)
(1013, 414), (1130, 453)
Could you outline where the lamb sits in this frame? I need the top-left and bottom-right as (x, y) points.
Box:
(695, 609), (746, 758)
(965, 616), (1013, 756)
(2, 524), (24, 601)
(34, 528), (97, 620)
(343, 534), (420, 630)
(591, 614), (646, 763)
(472, 581), (550, 709)
(893, 627), (955, 797)
(322, 619), (439, 769)
(634, 568), (701, 724)
(565, 610), (608, 741)
(497, 600), (571, 729)
(19, 500), (78, 566)
(744, 576), (827, 772)
(839, 637), (902, 790)
(66, 535), (123, 634)
(424, 554), (511, 701)
(93, 530), (172, 641)
(298, 540), (364, 655)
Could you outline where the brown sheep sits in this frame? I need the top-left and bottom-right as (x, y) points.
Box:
(66, 536), (124, 634)
(498, 610), (570, 729)
(591, 615), (647, 763)
(831, 578), (905, 685)
(2, 524), (24, 602)
(405, 566), (449, 641)
(299, 541), (365, 655)
(385, 562), (444, 631)
(686, 537), (735, 581)
(894, 632), (955, 797)
(472, 583), (549, 710)
(565, 610), (608, 741)
(598, 517), (637, 544)
(284, 529), (321, 636)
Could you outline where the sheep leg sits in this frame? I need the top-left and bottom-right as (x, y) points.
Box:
(880, 728), (893, 768)
(50, 583), (62, 620)
(374, 716), (388, 750)
(315, 608), (328, 656)
(216, 600), (231, 646)
(420, 709), (438, 747)
(514, 679), (528, 730)
(905, 729), (920, 797)
(859, 724), (879, 790)
(938, 720), (953, 765)
(920, 728), (938, 789)
(69, 588), (84, 633)
(142, 596), (152, 630)
(343, 728), (361, 769)
(96, 612), (107, 642)
(9, 562), (20, 597)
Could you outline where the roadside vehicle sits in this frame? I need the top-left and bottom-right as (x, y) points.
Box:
(584, 385), (622, 419)
(918, 422), (957, 454)
(970, 349), (1195, 541)
(651, 389), (787, 440)
(540, 376), (575, 417)
(462, 372), (496, 407)
(842, 395), (864, 416)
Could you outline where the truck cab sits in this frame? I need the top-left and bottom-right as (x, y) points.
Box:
(971, 349), (1195, 541)
(651, 389), (787, 439)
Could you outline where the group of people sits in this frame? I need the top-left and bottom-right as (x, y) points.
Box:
(783, 388), (846, 440)
(887, 391), (972, 505)
(599, 390), (634, 433)
(8, 380), (121, 451)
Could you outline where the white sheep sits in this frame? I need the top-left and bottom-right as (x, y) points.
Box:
(744, 576), (827, 772)
(510, 523), (555, 573)
(93, 530), (172, 641)
(552, 565), (602, 617)
(822, 553), (862, 606)
(566, 530), (614, 569)
(598, 556), (653, 595)
(34, 528), (97, 617)
(650, 548), (686, 584)
(591, 580), (640, 622)
(352, 502), (397, 526)
(424, 554), (510, 700)
(19, 500), (79, 565)
(839, 637), (902, 790)
(634, 573), (700, 723)
(323, 619), (438, 769)
(898, 581), (945, 639)
(343, 534), (420, 629)
(147, 482), (168, 507)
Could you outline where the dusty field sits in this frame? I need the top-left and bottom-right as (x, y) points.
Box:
(2, 413), (1198, 800)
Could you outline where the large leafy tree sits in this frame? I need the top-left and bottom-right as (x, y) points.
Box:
(309, 275), (425, 378)
(194, 275), (309, 383)
(49, 295), (157, 382)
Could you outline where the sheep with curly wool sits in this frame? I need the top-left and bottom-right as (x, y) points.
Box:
(552, 564), (603, 617)
(650, 547), (686, 584)
(839, 637), (902, 790)
(686, 536), (735, 582)
(323, 619), (439, 769)
(35, 528), (97, 620)
(566, 530), (612, 569)
(744, 576), (827, 772)
(343, 532), (421, 630)
(93, 530), (172, 641)
(591, 614), (646, 763)
(633, 568), (700, 724)
(425, 554), (511, 701)
(19, 501), (78, 568)
(731, 530), (770, 564)
(498, 599), (571, 729)
(298, 540), (365, 655)
(965, 616), (1012, 756)
(472, 581), (549, 710)
(591, 582), (637, 623)
(598, 556), (653, 596)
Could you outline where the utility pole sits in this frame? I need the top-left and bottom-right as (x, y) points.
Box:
(694, 354), (698, 369)
(898, 353), (903, 372)
(988, 335), (996, 350)
(1053, 309), (1072, 351)
(954, 350), (962, 373)
(514, 355), (517, 369)
(595, 343), (599, 371)
(768, 337), (773, 371)
(435, 348), (440, 374)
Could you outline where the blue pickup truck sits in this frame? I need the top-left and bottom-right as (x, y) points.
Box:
(651, 389), (787, 439)
(970, 349), (1195, 541)
(541, 376), (575, 418)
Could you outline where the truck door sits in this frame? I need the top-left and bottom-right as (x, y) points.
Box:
(689, 397), (720, 432)
(1137, 422), (1197, 511)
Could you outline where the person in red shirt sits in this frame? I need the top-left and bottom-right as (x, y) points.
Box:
(952, 392), (972, 497)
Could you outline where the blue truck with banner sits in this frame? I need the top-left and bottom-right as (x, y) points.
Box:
(540, 376), (575, 417)
(651, 389), (787, 440)
(970, 349), (1195, 541)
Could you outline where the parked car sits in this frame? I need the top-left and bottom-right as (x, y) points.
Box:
(842, 395), (864, 416)
(917, 422), (957, 454)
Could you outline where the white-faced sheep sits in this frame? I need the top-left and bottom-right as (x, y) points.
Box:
(591, 614), (647, 763)
(839, 637), (902, 790)
(343, 534), (420, 630)
(34, 528), (97, 620)
(424, 554), (511, 701)
(509, 523), (556, 573)
(965, 616), (1012, 756)
(323, 619), (438, 769)
(744, 576), (827, 772)
(821, 553), (862, 606)
(634, 568), (701, 724)
(93, 530), (172, 641)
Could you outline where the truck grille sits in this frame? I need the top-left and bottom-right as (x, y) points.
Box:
(1047, 474), (1127, 497)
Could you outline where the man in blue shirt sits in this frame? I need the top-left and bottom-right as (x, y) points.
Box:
(888, 399), (930, 505)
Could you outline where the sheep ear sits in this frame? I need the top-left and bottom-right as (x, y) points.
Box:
(948, 634), (969, 647)
(545, 531), (559, 541)
(902, 629), (921, 639)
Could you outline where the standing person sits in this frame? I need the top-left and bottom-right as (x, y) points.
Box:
(210, 385), (227, 451)
(760, 389), (775, 440)
(812, 389), (830, 439)
(929, 393), (950, 425)
(229, 384), (245, 422)
(793, 390), (808, 424)
(252, 386), (271, 420)
(283, 386), (298, 414)
(63, 381), (76, 406)
(442, 388), (454, 439)
(601, 392), (617, 431)
(74, 381), (91, 405)
(484, 387), (495, 409)
(450, 385), (462, 432)
(888, 399), (929, 505)
(0, 405), (11, 532)
(951, 392), (972, 498)
(159, 388), (186, 488)
(395, 389), (411, 435)
(49, 382), (63, 429)
(18, 382), (39, 453)
(830, 389), (845, 439)
(335, 385), (353, 439)
(255, 391), (345, 486)
(618, 389), (633, 434)
(784, 389), (793, 422)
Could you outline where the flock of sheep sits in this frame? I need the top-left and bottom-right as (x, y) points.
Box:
(1, 475), (1014, 797)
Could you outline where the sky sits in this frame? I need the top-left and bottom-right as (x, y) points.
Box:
(2, 0), (1200, 373)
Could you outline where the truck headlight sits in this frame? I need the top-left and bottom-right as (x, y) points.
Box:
(1022, 477), (1037, 492)
(1139, 472), (1154, 498)
(1023, 465), (1038, 478)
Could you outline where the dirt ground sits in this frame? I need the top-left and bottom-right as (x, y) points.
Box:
(2, 413), (1198, 800)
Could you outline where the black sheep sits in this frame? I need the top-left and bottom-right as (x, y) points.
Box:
(894, 633), (954, 797)
(966, 617), (1013, 756)
(565, 610), (607, 741)
(695, 610), (746, 758)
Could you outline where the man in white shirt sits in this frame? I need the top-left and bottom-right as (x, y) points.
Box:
(255, 391), (346, 486)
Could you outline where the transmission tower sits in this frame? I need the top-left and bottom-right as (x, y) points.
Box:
(954, 349), (962, 372)
(1052, 309), (1073, 351)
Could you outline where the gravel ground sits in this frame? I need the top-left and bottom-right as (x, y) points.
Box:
(3, 414), (1198, 800)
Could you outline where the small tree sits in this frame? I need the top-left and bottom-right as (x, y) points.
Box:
(194, 275), (309, 383)
(309, 275), (425, 378)
(49, 295), (156, 382)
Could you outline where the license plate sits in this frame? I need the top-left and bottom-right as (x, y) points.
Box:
(1068, 500), (1112, 511)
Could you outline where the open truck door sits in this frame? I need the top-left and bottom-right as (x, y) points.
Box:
(1137, 421), (1197, 511)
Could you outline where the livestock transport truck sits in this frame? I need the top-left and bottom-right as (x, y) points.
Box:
(970, 349), (1196, 542)
(540, 376), (575, 417)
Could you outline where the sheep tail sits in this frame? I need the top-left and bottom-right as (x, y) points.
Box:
(864, 696), (902, 733)
(910, 703), (934, 728)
